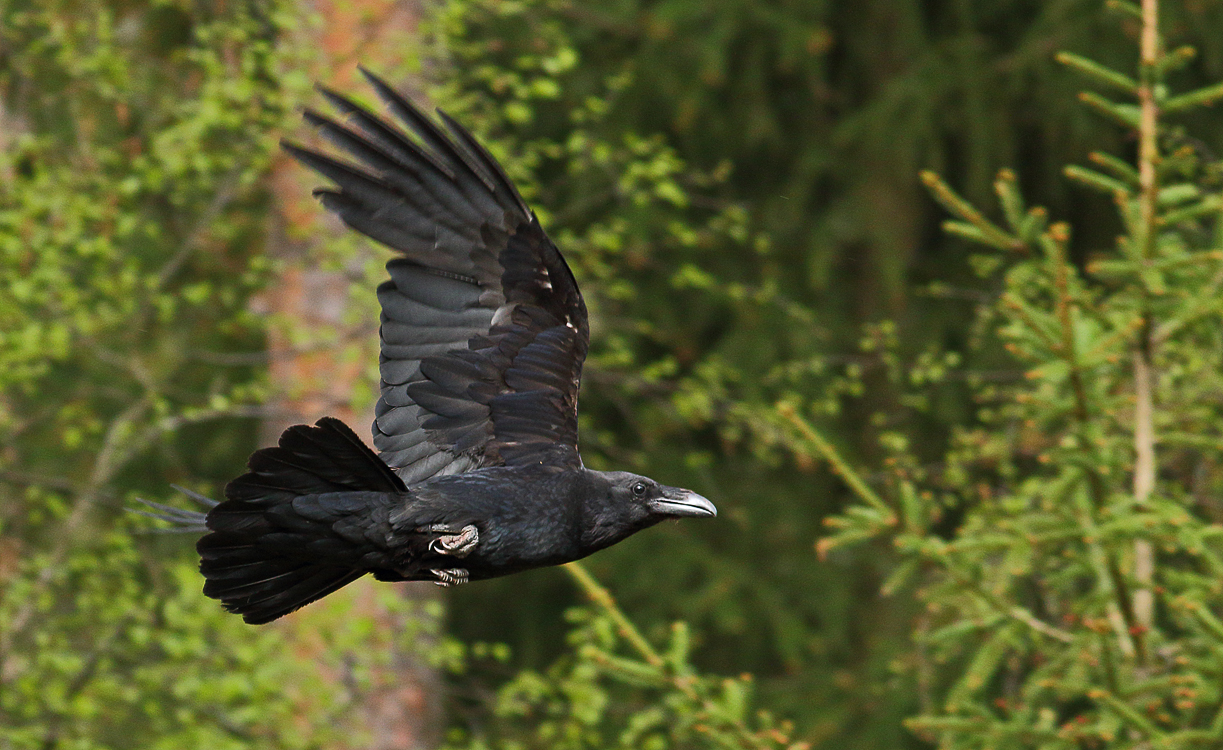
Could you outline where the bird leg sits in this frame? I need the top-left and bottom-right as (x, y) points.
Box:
(425, 523), (479, 558)
(430, 567), (469, 587)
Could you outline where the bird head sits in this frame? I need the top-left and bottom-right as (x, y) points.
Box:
(579, 470), (716, 552)
(595, 470), (716, 521)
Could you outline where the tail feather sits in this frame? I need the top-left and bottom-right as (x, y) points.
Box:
(200, 559), (287, 582)
(130, 487), (218, 533)
(195, 418), (402, 624)
(202, 563), (364, 625)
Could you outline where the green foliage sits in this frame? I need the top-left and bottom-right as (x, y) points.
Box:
(801, 2), (1223, 746)
(0, 2), (386, 746)
(426, 0), (894, 680)
(421, 7), (1223, 748)
(444, 565), (805, 750)
(6, 542), (336, 750)
(7, 0), (1223, 748)
(0, 0), (297, 490)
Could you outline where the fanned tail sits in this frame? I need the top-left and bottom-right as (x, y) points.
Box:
(195, 417), (406, 624)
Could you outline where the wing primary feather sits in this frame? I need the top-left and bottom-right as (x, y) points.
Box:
(357, 66), (499, 194)
(304, 103), (494, 232)
(281, 141), (403, 209)
(303, 108), (421, 181)
(435, 108), (532, 216)
(301, 109), (479, 231)
(315, 84), (457, 180)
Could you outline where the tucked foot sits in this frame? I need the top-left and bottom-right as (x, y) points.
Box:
(426, 524), (479, 558)
(431, 568), (469, 587)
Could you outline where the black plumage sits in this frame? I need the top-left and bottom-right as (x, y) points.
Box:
(147, 70), (715, 625)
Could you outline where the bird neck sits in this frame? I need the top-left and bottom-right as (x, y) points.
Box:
(575, 470), (656, 552)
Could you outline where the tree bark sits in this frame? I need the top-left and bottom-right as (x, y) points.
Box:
(263, 2), (442, 747)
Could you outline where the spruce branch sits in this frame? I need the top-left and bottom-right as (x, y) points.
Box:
(1106, 0), (1143, 20)
(1037, 217), (1148, 662)
(1078, 91), (1141, 128)
(564, 561), (663, 668)
(920, 171), (1022, 251)
(1155, 45), (1197, 75)
(1056, 52), (1139, 94)
(777, 402), (892, 516)
(1089, 150), (1141, 184)
(1131, 0), (1160, 641)
(1162, 81), (1223, 113)
(563, 561), (800, 750)
(1064, 165), (1132, 196)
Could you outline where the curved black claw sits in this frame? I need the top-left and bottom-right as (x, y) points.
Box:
(428, 524), (479, 558)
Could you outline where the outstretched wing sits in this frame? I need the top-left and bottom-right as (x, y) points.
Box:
(284, 69), (589, 485)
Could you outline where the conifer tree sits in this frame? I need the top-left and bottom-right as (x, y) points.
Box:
(793, 0), (1223, 745)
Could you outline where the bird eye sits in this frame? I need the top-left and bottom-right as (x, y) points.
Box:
(632, 482), (648, 497)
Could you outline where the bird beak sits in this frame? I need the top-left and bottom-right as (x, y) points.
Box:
(650, 487), (717, 518)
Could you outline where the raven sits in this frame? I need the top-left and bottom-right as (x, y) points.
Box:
(147, 70), (716, 625)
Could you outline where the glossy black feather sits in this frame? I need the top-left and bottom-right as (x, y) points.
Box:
(284, 69), (590, 482)
(149, 74), (714, 625)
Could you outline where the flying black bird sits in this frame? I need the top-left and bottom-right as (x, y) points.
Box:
(142, 70), (716, 625)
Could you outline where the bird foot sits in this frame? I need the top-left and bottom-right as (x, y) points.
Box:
(427, 524), (479, 558)
(431, 568), (469, 587)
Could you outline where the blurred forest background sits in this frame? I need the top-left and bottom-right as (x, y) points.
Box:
(4, 0), (1223, 748)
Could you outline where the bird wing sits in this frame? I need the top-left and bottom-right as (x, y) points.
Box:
(284, 69), (589, 484)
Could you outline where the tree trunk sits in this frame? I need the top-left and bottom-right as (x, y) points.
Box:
(263, 2), (442, 747)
